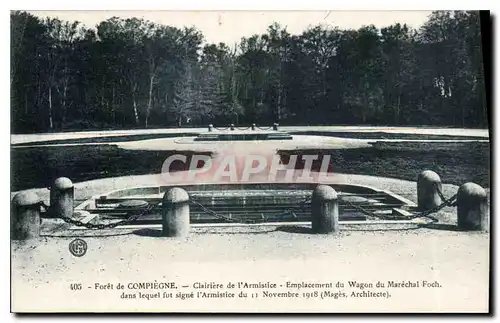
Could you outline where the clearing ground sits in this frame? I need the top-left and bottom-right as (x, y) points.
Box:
(11, 217), (490, 312)
(11, 126), (489, 145)
(11, 172), (490, 313)
(10, 126), (491, 313)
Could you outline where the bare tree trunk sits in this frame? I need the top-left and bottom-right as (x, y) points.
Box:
(395, 93), (401, 124)
(145, 75), (154, 128)
(36, 77), (41, 116)
(277, 84), (281, 121)
(111, 84), (115, 123)
(132, 95), (139, 126)
(101, 80), (105, 108)
(322, 69), (327, 96)
(362, 91), (368, 124)
(460, 93), (465, 127)
(131, 81), (139, 126)
(283, 84), (287, 119)
(24, 92), (28, 115)
(62, 81), (68, 125)
(48, 86), (53, 130)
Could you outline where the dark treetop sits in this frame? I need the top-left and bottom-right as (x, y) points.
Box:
(10, 11), (488, 133)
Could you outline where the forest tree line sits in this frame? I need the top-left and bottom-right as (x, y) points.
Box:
(10, 11), (488, 133)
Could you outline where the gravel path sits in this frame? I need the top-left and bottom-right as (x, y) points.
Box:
(116, 135), (372, 151)
(11, 173), (490, 313)
(11, 126), (489, 145)
(11, 226), (489, 312)
(11, 126), (490, 312)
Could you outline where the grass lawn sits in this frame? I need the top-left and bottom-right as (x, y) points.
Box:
(280, 141), (490, 188)
(11, 138), (490, 192)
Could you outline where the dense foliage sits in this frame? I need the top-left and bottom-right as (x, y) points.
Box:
(11, 11), (488, 133)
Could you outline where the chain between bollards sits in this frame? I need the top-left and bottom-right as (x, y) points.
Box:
(40, 200), (158, 229)
(12, 173), (488, 238)
(210, 124), (278, 131)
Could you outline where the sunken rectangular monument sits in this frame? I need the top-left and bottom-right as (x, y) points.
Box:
(195, 124), (293, 141)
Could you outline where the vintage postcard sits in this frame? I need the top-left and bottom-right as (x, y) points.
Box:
(10, 10), (490, 313)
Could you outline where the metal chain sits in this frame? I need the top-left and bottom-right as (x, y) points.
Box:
(338, 197), (392, 219)
(38, 182), (457, 228)
(213, 125), (272, 131)
(409, 183), (458, 220)
(339, 183), (458, 222)
(190, 200), (254, 224)
(436, 184), (458, 207)
(39, 201), (159, 229)
(190, 197), (311, 224)
(410, 201), (450, 219)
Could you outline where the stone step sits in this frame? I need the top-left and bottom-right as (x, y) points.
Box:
(194, 131), (293, 141)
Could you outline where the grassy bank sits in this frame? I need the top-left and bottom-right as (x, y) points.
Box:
(11, 140), (490, 191)
(280, 141), (490, 188)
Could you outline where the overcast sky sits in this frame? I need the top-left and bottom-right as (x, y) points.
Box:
(27, 10), (433, 44)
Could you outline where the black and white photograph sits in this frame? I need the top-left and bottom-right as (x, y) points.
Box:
(9, 9), (491, 313)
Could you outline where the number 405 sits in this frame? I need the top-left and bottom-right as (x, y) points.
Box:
(70, 283), (82, 290)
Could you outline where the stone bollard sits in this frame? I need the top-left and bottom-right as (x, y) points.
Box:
(311, 185), (339, 234)
(50, 177), (74, 218)
(208, 124), (213, 132)
(252, 123), (256, 131)
(230, 124), (235, 131)
(162, 188), (190, 237)
(273, 123), (279, 131)
(11, 191), (41, 240)
(417, 170), (442, 211)
(457, 182), (488, 231)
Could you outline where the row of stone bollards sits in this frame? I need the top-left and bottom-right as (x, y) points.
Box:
(208, 123), (279, 132)
(11, 171), (488, 240)
(11, 177), (75, 240)
(164, 185), (340, 236)
(10, 178), (338, 240)
(417, 170), (489, 231)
